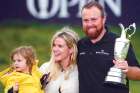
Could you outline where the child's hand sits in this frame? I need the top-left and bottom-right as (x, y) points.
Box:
(13, 82), (19, 93)
(7, 82), (19, 93)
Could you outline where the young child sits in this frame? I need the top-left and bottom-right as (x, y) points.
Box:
(0, 46), (44, 93)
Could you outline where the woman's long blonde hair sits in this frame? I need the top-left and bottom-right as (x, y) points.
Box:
(47, 27), (79, 80)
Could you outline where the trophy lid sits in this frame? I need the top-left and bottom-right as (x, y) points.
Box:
(119, 23), (136, 39)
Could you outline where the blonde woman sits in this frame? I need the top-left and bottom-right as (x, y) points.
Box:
(40, 27), (79, 93)
(0, 46), (44, 93)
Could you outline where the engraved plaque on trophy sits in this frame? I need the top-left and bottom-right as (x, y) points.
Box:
(104, 23), (136, 87)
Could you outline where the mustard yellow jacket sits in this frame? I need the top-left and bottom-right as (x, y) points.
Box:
(0, 63), (44, 93)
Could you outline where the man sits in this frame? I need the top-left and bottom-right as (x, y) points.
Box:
(77, 1), (140, 93)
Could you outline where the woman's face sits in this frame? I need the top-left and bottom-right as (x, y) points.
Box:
(52, 37), (72, 63)
(12, 54), (29, 73)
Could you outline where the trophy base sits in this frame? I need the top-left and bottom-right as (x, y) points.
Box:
(104, 67), (127, 88)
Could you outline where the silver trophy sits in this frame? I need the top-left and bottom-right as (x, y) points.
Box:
(104, 23), (136, 87)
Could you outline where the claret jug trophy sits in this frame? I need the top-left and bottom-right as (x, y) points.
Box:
(104, 23), (136, 87)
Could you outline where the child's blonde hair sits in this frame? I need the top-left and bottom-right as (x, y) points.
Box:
(10, 46), (37, 73)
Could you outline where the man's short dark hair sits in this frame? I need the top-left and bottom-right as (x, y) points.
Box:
(82, 1), (106, 17)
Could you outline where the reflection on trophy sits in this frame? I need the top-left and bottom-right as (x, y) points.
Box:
(104, 23), (136, 87)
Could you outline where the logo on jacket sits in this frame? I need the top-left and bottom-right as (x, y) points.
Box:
(96, 50), (109, 55)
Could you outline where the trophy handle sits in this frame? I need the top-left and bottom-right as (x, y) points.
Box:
(127, 23), (136, 38)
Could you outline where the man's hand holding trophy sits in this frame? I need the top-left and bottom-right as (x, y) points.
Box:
(104, 23), (136, 88)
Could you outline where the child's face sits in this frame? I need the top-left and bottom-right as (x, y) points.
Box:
(12, 54), (29, 73)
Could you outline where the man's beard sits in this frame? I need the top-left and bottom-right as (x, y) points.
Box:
(87, 26), (103, 39)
